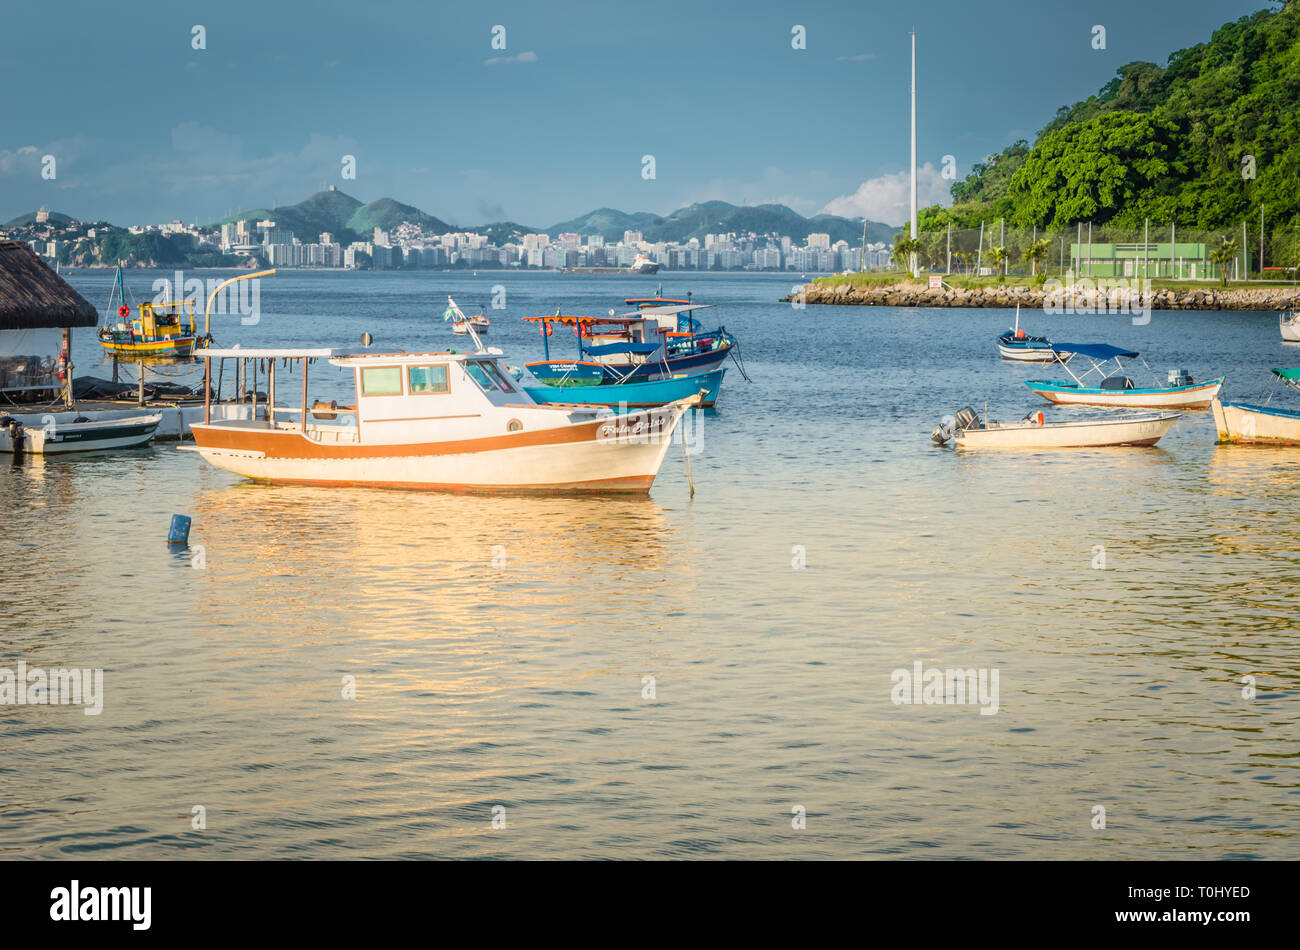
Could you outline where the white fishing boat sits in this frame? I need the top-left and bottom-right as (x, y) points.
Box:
(1, 412), (162, 454)
(1211, 368), (1300, 444)
(931, 406), (1181, 449)
(1025, 343), (1223, 409)
(184, 345), (699, 492)
(1280, 312), (1300, 342)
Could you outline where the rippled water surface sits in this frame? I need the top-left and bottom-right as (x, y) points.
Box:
(2, 270), (1297, 858)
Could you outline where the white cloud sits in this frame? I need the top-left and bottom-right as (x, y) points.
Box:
(484, 51), (537, 65)
(819, 163), (951, 226)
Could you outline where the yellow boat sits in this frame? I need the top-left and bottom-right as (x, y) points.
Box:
(96, 265), (199, 359)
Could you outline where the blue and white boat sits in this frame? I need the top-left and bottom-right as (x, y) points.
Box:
(524, 367), (725, 408)
(524, 302), (740, 385)
(1025, 342), (1224, 409)
(996, 305), (1070, 362)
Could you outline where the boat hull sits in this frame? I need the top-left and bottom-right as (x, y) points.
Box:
(187, 402), (694, 492)
(524, 369), (724, 408)
(997, 342), (1065, 362)
(954, 413), (1181, 449)
(98, 336), (196, 358)
(1281, 314), (1300, 342)
(0, 413), (162, 454)
(1211, 397), (1300, 445)
(1024, 377), (1223, 409)
(528, 343), (732, 384)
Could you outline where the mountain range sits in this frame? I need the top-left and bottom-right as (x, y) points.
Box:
(5, 191), (898, 248)
(210, 191), (897, 247)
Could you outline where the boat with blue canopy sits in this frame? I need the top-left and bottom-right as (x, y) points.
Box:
(523, 366), (725, 408)
(1024, 342), (1224, 409)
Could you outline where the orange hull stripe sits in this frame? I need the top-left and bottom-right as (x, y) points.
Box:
(236, 473), (655, 492)
(192, 416), (615, 458)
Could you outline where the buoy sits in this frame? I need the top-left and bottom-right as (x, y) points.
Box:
(1037, 411), (1045, 426)
(167, 514), (192, 545)
(1015, 328), (1026, 339)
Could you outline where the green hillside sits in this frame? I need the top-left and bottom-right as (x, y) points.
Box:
(643, 201), (895, 245)
(213, 189), (363, 242)
(922, 3), (1300, 231)
(545, 207), (663, 240)
(346, 197), (452, 236)
(4, 210), (75, 228)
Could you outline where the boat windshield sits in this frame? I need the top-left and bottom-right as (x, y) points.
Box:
(464, 360), (515, 393)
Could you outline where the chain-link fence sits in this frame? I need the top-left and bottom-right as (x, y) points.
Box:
(900, 222), (1300, 281)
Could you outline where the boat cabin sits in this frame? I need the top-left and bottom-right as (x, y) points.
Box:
(195, 345), (608, 445)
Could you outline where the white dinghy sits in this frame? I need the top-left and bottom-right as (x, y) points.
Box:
(931, 406), (1181, 449)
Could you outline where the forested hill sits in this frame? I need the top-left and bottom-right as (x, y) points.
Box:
(921, 3), (1300, 231)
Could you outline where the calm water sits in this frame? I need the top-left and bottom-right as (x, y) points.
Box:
(1, 269), (1297, 859)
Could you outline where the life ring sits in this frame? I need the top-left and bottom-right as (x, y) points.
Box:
(574, 322), (583, 337)
(543, 323), (553, 337)
(118, 305), (130, 318)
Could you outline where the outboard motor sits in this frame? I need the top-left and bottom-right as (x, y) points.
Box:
(931, 413), (957, 445)
(1167, 368), (1193, 387)
(5, 418), (26, 458)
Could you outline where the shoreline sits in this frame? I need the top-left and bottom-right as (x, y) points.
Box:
(782, 279), (1300, 312)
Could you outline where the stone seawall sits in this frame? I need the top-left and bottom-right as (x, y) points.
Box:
(781, 280), (1300, 311)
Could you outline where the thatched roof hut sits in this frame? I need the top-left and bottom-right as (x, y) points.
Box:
(0, 240), (97, 331)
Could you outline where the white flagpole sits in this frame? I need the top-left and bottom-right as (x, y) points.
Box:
(910, 30), (918, 279)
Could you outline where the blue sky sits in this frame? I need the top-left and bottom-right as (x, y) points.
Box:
(0, 0), (1270, 228)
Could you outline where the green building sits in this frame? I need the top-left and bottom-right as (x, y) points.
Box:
(1070, 242), (1225, 280)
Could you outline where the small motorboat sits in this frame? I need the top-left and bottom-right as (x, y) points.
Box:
(996, 305), (1069, 362)
(1024, 342), (1223, 409)
(0, 412), (163, 455)
(1211, 368), (1300, 444)
(1280, 312), (1300, 343)
(523, 367), (725, 408)
(931, 406), (1181, 449)
(452, 313), (490, 334)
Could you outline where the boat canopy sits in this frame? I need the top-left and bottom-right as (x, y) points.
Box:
(522, 314), (643, 327)
(194, 347), (346, 359)
(613, 304), (713, 319)
(1272, 368), (1300, 380)
(1050, 342), (1139, 361)
(584, 341), (665, 356)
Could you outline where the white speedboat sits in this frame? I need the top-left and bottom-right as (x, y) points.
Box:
(1, 412), (162, 454)
(1280, 312), (1300, 342)
(931, 406), (1181, 449)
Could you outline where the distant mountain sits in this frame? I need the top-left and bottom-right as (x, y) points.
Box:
(212, 189), (363, 242)
(545, 207), (664, 241)
(4, 210), (76, 228)
(544, 201), (895, 245)
(346, 197), (452, 236)
(475, 221), (540, 246)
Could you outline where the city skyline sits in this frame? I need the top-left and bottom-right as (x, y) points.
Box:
(0, 0), (1265, 228)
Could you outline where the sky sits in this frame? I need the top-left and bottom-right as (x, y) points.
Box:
(0, 0), (1272, 229)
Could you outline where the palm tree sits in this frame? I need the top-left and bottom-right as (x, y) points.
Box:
(987, 245), (1009, 281)
(891, 235), (924, 274)
(1025, 238), (1051, 277)
(1209, 237), (1240, 287)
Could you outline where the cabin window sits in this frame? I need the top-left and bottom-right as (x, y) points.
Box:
(408, 365), (450, 394)
(464, 360), (516, 393)
(360, 366), (403, 396)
